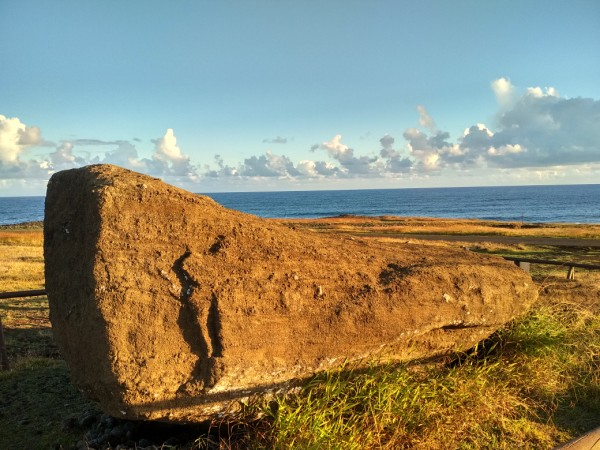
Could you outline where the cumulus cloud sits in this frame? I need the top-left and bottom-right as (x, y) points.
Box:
(0, 115), (49, 180)
(205, 154), (239, 178)
(402, 126), (459, 171)
(0, 120), (202, 186)
(461, 82), (600, 168)
(379, 134), (395, 154)
(491, 77), (516, 109)
(202, 81), (599, 182)
(2, 77), (598, 193)
(319, 134), (380, 176)
(100, 141), (141, 168)
(379, 134), (412, 173)
(205, 150), (341, 180)
(49, 142), (87, 167)
(150, 128), (198, 178)
(397, 79), (600, 172)
(241, 152), (300, 177)
(48, 129), (200, 179)
(0, 115), (42, 163)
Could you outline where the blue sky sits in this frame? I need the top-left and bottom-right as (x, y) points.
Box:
(1, 1), (599, 196)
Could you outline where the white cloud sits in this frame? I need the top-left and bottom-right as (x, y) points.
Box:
(206, 150), (344, 180)
(296, 160), (318, 176)
(487, 144), (524, 156)
(417, 105), (437, 132)
(0, 123), (202, 187)
(102, 141), (143, 168)
(378, 134), (413, 173)
(402, 127), (457, 172)
(379, 134), (395, 154)
(153, 129), (185, 162)
(151, 128), (197, 178)
(525, 86), (559, 98)
(313, 160), (340, 176)
(203, 79), (599, 181)
(319, 134), (380, 176)
(404, 80), (600, 170)
(0, 115), (49, 182)
(463, 123), (493, 138)
(50, 142), (79, 166)
(489, 91), (600, 167)
(1, 77), (598, 194)
(321, 134), (350, 158)
(491, 77), (516, 109)
(0, 115), (42, 163)
(241, 152), (301, 178)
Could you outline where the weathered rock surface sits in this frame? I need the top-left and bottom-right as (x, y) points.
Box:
(44, 164), (537, 423)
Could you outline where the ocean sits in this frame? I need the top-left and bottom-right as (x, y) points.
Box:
(1, 184), (599, 226)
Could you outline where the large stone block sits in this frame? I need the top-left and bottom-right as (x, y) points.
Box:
(44, 164), (537, 423)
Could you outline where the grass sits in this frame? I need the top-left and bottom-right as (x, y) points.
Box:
(235, 293), (598, 449)
(0, 225), (101, 448)
(0, 358), (97, 449)
(0, 230), (44, 293)
(1, 220), (599, 449)
(277, 216), (600, 239)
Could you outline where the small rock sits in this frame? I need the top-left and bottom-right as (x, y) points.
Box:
(163, 437), (180, 446)
(100, 414), (117, 428)
(109, 425), (126, 439)
(137, 438), (154, 448)
(78, 409), (99, 427)
(84, 429), (99, 442)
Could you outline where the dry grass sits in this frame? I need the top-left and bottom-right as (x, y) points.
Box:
(0, 227), (45, 293)
(0, 245), (44, 293)
(277, 215), (600, 239)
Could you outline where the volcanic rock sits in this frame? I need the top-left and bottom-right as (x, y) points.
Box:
(44, 164), (537, 423)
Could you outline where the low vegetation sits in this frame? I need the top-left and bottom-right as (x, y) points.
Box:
(279, 215), (600, 239)
(0, 220), (598, 449)
(240, 284), (599, 449)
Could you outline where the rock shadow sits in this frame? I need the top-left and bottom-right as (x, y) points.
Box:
(172, 250), (223, 390)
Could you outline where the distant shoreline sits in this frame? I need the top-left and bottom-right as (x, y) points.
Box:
(0, 221), (43, 230)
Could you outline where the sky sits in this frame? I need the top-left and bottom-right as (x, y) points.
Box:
(1, 1), (599, 196)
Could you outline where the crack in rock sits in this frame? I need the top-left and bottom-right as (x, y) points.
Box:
(172, 250), (223, 391)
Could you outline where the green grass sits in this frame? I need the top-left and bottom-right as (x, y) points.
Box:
(471, 244), (600, 284)
(0, 358), (97, 449)
(230, 297), (598, 449)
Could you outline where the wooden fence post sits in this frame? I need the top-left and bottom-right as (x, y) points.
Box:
(0, 315), (9, 371)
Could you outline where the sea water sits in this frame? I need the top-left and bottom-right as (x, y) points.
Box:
(1, 184), (599, 225)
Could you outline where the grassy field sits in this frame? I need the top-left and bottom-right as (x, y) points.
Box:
(0, 226), (99, 449)
(277, 215), (600, 239)
(0, 221), (598, 449)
